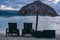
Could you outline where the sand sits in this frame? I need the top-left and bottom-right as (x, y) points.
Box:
(0, 34), (60, 40)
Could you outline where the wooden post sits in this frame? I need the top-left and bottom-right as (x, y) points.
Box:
(35, 13), (38, 31)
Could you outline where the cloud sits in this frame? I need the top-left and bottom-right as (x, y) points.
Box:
(0, 0), (59, 5)
(47, 0), (60, 4)
(41, 0), (60, 13)
(0, 0), (60, 13)
(53, 0), (59, 3)
(0, 5), (19, 10)
(0, 0), (35, 10)
(54, 2), (60, 12)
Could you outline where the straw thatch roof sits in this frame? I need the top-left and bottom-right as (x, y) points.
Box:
(18, 1), (58, 16)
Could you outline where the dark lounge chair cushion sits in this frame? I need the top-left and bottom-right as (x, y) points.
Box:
(43, 30), (55, 38)
(32, 31), (42, 38)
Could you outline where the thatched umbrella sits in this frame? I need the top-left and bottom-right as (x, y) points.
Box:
(18, 1), (58, 31)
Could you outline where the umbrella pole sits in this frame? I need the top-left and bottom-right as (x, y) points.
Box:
(35, 13), (38, 31)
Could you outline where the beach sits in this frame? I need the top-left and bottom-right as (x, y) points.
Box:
(0, 16), (60, 40)
(0, 33), (60, 40)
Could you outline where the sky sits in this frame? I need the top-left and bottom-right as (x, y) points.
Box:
(0, 0), (60, 14)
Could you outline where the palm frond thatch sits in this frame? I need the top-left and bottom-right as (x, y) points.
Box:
(18, 1), (58, 31)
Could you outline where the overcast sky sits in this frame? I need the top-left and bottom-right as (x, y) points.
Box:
(0, 0), (60, 14)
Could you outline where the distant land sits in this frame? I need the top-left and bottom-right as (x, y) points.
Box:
(0, 10), (19, 17)
(0, 10), (40, 17)
(0, 10), (59, 17)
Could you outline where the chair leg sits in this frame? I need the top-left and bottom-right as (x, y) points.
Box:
(22, 29), (25, 36)
(6, 29), (7, 37)
(16, 29), (19, 36)
(6, 32), (9, 37)
(6, 33), (9, 37)
(22, 31), (24, 36)
(6, 33), (7, 37)
(22, 33), (23, 36)
(17, 32), (19, 36)
(7, 33), (9, 37)
(11, 33), (12, 36)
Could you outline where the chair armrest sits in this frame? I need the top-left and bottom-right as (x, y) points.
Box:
(22, 29), (25, 31)
(30, 29), (34, 32)
(22, 29), (25, 33)
(17, 29), (19, 32)
(17, 29), (19, 30)
(6, 28), (9, 33)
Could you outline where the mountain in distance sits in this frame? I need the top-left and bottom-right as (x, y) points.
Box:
(0, 10), (19, 17)
(0, 10), (41, 17)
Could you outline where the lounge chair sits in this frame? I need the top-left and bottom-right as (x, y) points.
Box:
(43, 30), (55, 38)
(22, 23), (34, 36)
(6, 23), (19, 37)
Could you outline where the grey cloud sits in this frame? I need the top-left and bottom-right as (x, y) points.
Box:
(0, 0), (47, 5)
(0, 0), (60, 14)
(0, 0), (8, 1)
